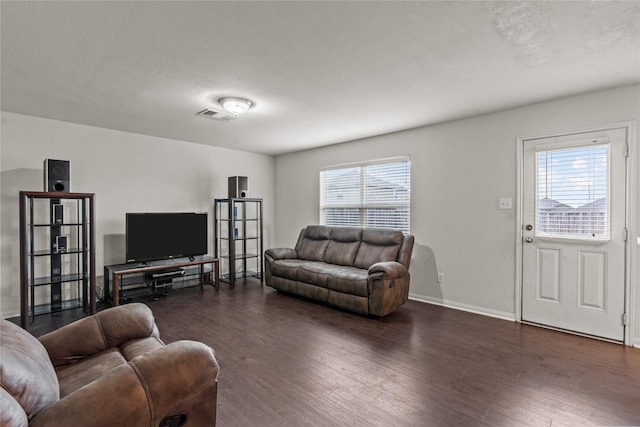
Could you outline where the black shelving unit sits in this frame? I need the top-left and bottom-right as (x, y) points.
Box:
(19, 191), (96, 329)
(214, 198), (263, 287)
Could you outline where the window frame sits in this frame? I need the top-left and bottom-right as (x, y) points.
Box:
(534, 141), (611, 242)
(319, 156), (411, 234)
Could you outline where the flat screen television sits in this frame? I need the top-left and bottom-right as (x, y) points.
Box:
(126, 212), (208, 263)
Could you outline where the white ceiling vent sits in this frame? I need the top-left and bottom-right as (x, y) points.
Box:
(197, 108), (238, 122)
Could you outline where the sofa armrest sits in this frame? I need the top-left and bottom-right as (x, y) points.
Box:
(368, 261), (408, 280)
(39, 303), (160, 368)
(30, 341), (219, 427)
(265, 247), (298, 261)
(368, 262), (411, 316)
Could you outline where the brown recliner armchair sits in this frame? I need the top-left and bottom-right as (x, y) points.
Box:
(1, 303), (219, 427)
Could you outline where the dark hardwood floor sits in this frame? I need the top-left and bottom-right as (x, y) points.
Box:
(16, 280), (640, 426)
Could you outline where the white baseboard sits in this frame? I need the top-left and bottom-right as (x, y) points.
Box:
(409, 294), (516, 322)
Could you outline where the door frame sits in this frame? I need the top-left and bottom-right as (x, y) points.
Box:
(515, 121), (637, 346)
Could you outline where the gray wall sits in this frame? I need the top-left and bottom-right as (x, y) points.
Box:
(273, 84), (640, 345)
(0, 112), (275, 317)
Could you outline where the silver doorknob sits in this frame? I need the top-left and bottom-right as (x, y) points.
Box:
(525, 237), (533, 243)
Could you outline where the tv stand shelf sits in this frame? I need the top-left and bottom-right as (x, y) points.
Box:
(104, 256), (218, 306)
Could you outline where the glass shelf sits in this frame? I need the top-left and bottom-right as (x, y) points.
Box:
(33, 273), (88, 287)
(30, 299), (84, 317)
(219, 236), (260, 241)
(31, 248), (87, 257)
(33, 222), (87, 227)
(113, 264), (213, 288)
(218, 253), (260, 260)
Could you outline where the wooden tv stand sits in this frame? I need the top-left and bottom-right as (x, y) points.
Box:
(104, 256), (219, 306)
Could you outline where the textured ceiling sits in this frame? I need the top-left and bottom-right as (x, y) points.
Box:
(1, 1), (639, 155)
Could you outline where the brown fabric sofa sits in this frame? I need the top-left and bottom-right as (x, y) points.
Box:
(0, 303), (219, 427)
(265, 225), (414, 316)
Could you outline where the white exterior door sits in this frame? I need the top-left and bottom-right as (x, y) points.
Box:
(522, 127), (628, 342)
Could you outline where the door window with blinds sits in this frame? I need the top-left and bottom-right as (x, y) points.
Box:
(536, 143), (609, 240)
(320, 157), (410, 234)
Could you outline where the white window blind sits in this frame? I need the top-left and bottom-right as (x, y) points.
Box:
(536, 144), (609, 240)
(320, 157), (410, 234)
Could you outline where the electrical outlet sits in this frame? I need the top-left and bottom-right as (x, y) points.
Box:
(438, 272), (445, 283)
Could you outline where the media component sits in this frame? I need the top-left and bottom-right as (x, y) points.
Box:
(228, 176), (248, 198)
(44, 159), (70, 192)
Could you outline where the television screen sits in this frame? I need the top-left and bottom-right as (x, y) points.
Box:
(126, 213), (208, 263)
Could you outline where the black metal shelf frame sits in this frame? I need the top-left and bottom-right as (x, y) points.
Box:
(19, 191), (96, 329)
(214, 198), (263, 288)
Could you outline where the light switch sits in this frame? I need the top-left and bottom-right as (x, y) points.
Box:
(499, 198), (513, 210)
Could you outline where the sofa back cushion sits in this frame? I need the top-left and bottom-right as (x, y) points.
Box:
(295, 225), (331, 261)
(0, 320), (59, 419)
(323, 227), (362, 266)
(354, 228), (404, 269)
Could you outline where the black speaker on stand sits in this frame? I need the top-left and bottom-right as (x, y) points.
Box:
(228, 176), (248, 198)
(44, 159), (70, 310)
(44, 159), (70, 192)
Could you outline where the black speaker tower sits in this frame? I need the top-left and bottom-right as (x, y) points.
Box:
(44, 159), (70, 310)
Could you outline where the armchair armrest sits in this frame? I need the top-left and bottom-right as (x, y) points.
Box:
(0, 387), (28, 427)
(265, 247), (298, 261)
(31, 340), (218, 427)
(368, 261), (408, 280)
(39, 303), (160, 368)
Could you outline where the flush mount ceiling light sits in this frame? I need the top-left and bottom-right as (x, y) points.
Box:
(218, 97), (253, 116)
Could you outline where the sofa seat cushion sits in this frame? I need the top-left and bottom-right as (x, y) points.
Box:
(56, 348), (126, 397)
(120, 336), (165, 361)
(269, 259), (308, 280)
(297, 262), (369, 297)
(297, 262), (335, 288)
(328, 266), (369, 297)
(56, 336), (164, 397)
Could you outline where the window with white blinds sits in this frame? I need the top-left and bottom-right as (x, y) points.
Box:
(536, 144), (609, 240)
(320, 157), (410, 234)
